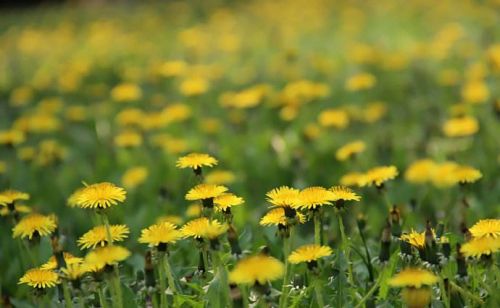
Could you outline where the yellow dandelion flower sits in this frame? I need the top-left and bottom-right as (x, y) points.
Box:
(111, 83), (142, 102)
(469, 219), (500, 239)
(329, 186), (361, 202)
(288, 244), (333, 264)
(185, 184), (228, 201)
(266, 186), (300, 208)
(362, 102), (387, 123)
(461, 80), (489, 104)
(115, 108), (145, 127)
(19, 268), (59, 289)
(340, 172), (366, 187)
(460, 237), (500, 258)
(139, 222), (182, 247)
(345, 73), (376, 91)
(12, 213), (57, 239)
(0, 129), (26, 146)
(121, 166), (148, 189)
(442, 116), (479, 138)
(114, 130), (143, 148)
(78, 225), (130, 249)
(158, 60), (188, 78)
(452, 165), (482, 184)
(430, 162), (460, 188)
(405, 159), (437, 184)
(186, 203), (202, 217)
(162, 103), (192, 124)
(74, 182), (126, 209)
(41, 252), (83, 270)
(205, 170), (236, 185)
(388, 268), (438, 288)
(179, 77), (209, 96)
(401, 230), (426, 250)
(229, 254), (284, 285)
(336, 141), (366, 161)
(176, 153), (218, 171)
(0, 189), (30, 206)
(260, 208), (306, 227)
(181, 217), (227, 240)
(297, 187), (335, 210)
(85, 245), (131, 269)
(318, 109), (349, 129)
(362, 165), (398, 187)
(157, 215), (183, 225)
(214, 193), (244, 212)
(62, 263), (90, 280)
(0, 204), (31, 216)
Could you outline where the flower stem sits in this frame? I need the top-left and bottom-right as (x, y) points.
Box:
(62, 281), (73, 308)
(98, 285), (109, 308)
(240, 284), (249, 308)
(354, 277), (381, 308)
(212, 251), (232, 308)
(337, 214), (355, 285)
(279, 227), (293, 308)
(101, 213), (123, 308)
(163, 253), (179, 295)
(314, 211), (321, 245)
(158, 254), (168, 308)
(313, 275), (325, 307)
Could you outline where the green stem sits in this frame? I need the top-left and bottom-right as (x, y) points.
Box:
(338, 214), (355, 286)
(449, 280), (484, 305)
(201, 247), (209, 273)
(213, 251), (232, 308)
(240, 284), (249, 308)
(101, 213), (123, 308)
(314, 211), (321, 245)
(158, 255), (168, 308)
(354, 277), (381, 308)
(439, 278), (450, 308)
(62, 281), (73, 308)
(313, 276), (325, 307)
(98, 285), (109, 308)
(279, 228), (293, 308)
(163, 253), (179, 295)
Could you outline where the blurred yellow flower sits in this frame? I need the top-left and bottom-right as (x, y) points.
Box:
(345, 73), (376, 91)
(461, 80), (489, 104)
(361, 166), (398, 187)
(179, 77), (209, 96)
(229, 254), (284, 285)
(85, 245), (131, 269)
(389, 268), (438, 288)
(460, 237), (500, 258)
(0, 129), (26, 146)
(318, 108), (349, 129)
(205, 170), (236, 185)
(9, 86), (33, 107)
(181, 217), (227, 240)
(288, 244), (333, 264)
(336, 140), (365, 161)
(121, 166), (148, 189)
(214, 193), (244, 212)
(41, 253), (83, 270)
(260, 208), (306, 227)
(111, 83), (142, 102)
(405, 159), (437, 184)
(185, 184), (228, 201)
(114, 130), (143, 148)
(469, 219), (500, 239)
(442, 116), (479, 137)
(340, 172), (366, 187)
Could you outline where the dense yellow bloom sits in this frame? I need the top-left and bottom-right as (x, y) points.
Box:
(0, 189), (30, 206)
(340, 172), (366, 187)
(266, 186), (300, 208)
(205, 170), (236, 185)
(452, 165), (482, 184)
(85, 245), (131, 269)
(0, 129), (26, 146)
(400, 230), (426, 249)
(0, 204), (31, 216)
(78, 225), (130, 249)
(362, 166), (398, 187)
(121, 166), (148, 189)
(19, 268), (59, 289)
(288, 244), (333, 264)
(442, 116), (479, 137)
(62, 263), (90, 280)
(461, 80), (489, 104)
(389, 268), (438, 288)
(336, 141), (365, 161)
(214, 193), (244, 212)
(469, 219), (500, 239)
(405, 159), (437, 184)
(297, 187), (335, 210)
(114, 130), (143, 147)
(74, 182), (126, 209)
(460, 237), (500, 258)
(345, 73), (376, 91)
(185, 184), (228, 201)
(181, 217), (227, 240)
(329, 186), (361, 202)
(41, 253), (83, 270)
(229, 254), (284, 285)
(12, 213), (57, 239)
(111, 83), (142, 102)
(260, 208), (306, 226)
(176, 153), (218, 170)
(139, 222), (182, 246)
(318, 109), (349, 129)
(179, 77), (209, 96)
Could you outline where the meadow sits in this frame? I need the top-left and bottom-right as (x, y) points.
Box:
(0, 0), (499, 307)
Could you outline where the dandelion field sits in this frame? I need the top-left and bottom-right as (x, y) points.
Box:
(0, 0), (500, 307)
